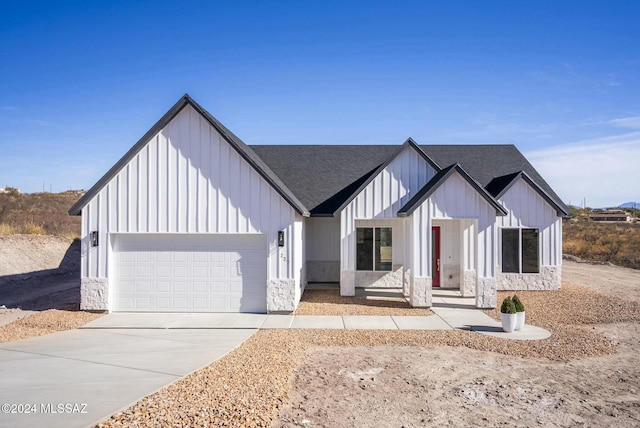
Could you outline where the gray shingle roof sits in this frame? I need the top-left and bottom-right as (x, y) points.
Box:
(249, 145), (398, 215)
(69, 95), (567, 219)
(252, 144), (568, 216)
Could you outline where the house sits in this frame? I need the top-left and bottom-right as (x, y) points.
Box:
(589, 210), (632, 222)
(69, 95), (569, 313)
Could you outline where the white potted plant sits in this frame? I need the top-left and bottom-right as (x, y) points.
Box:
(512, 294), (525, 331)
(500, 296), (517, 333)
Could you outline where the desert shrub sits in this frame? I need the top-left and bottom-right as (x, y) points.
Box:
(0, 192), (81, 238)
(20, 223), (46, 235)
(0, 223), (17, 235)
(563, 221), (640, 269)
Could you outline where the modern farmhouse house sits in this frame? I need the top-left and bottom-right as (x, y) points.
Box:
(69, 95), (569, 313)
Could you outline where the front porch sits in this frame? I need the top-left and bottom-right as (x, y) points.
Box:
(300, 284), (478, 314)
(292, 284), (550, 339)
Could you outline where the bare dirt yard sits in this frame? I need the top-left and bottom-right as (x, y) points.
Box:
(0, 235), (100, 340)
(0, 236), (639, 427)
(273, 261), (640, 428)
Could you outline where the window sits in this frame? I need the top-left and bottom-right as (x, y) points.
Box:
(501, 228), (539, 274)
(356, 227), (392, 271)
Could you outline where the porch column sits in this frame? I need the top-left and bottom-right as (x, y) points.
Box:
(409, 276), (432, 307)
(340, 271), (355, 296)
(476, 277), (497, 308)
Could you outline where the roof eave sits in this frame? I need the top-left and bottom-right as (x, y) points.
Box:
(186, 97), (309, 216)
(69, 94), (193, 216)
(330, 138), (442, 216)
(69, 94), (309, 217)
(397, 164), (508, 217)
(495, 171), (570, 217)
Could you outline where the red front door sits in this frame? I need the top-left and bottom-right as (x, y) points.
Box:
(432, 226), (441, 287)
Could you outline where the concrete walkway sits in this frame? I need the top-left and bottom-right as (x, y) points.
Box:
(81, 299), (550, 341)
(0, 298), (549, 428)
(0, 327), (256, 428)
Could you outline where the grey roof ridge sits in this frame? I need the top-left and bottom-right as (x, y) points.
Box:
(328, 138), (442, 216)
(493, 170), (570, 217)
(397, 163), (508, 217)
(69, 94), (309, 217)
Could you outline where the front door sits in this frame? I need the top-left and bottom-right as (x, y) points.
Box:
(432, 226), (441, 287)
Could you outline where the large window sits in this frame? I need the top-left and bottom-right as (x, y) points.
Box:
(501, 228), (539, 274)
(356, 227), (392, 271)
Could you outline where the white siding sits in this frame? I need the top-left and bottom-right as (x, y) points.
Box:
(340, 146), (437, 271)
(306, 217), (340, 261)
(495, 177), (563, 267)
(81, 105), (298, 283)
(425, 172), (497, 278)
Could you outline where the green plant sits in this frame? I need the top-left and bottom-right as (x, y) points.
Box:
(512, 295), (525, 312)
(500, 296), (516, 314)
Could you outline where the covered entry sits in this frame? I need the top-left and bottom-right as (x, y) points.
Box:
(111, 234), (267, 313)
(431, 219), (477, 296)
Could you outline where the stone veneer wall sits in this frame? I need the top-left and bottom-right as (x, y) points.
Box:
(267, 279), (297, 313)
(475, 277), (497, 308)
(355, 264), (404, 288)
(410, 277), (432, 307)
(306, 261), (340, 283)
(462, 270), (476, 297)
(81, 278), (109, 311)
(402, 267), (410, 297)
(340, 271), (355, 296)
(496, 266), (561, 291)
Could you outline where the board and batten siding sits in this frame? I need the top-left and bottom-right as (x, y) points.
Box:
(340, 146), (437, 271)
(81, 105), (299, 283)
(409, 172), (497, 279)
(495, 177), (562, 267)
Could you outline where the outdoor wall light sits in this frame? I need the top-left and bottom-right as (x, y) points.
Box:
(278, 230), (285, 247)
(90, 231), (99, 247)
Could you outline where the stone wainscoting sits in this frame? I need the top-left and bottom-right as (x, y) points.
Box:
(496, 266), (561, 291)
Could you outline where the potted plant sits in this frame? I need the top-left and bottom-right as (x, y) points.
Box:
(500, 296), (517, 333)
(512, 294), (525, 331)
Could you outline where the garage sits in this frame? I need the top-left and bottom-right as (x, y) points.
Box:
(111, 234), (268, 313)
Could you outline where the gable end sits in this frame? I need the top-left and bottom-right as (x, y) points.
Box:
(69, 94), (308, 216)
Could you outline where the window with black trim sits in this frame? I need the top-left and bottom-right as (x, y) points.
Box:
(501, 228), (539, 274)
(356, 227), (392, 271)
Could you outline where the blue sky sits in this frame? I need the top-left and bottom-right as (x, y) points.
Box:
(1, 1), (638, 208)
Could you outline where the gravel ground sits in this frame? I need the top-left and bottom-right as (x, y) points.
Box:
(295, 289), (433, 316)
(96, 283), (640, 427)
(0, 309), (102, 343)
(0, 249), (637, 427)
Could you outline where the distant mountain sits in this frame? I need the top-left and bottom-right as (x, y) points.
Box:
(618, 202), (639, 209)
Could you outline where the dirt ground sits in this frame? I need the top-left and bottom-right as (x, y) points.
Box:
(274, 260), (640, 427)
(1, 237), (639, 427)
(0, 235), (81, 325)
(563, 259), (640, 301)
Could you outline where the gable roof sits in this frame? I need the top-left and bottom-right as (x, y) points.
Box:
(69, 96), (567, 220)
(419, 144), (568, 214)
(397, 163), (508, 217)
(249, 145), (397, 215)
(486, 171), (570, 216)
(251, 139), (440, 216)
(69, 94), (309, 216)
(253, 143), (566, 217)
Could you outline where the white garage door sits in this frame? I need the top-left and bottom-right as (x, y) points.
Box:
(112, 234), (267, 313)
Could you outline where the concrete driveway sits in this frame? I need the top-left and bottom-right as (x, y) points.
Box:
(0, 318), (259, 428)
